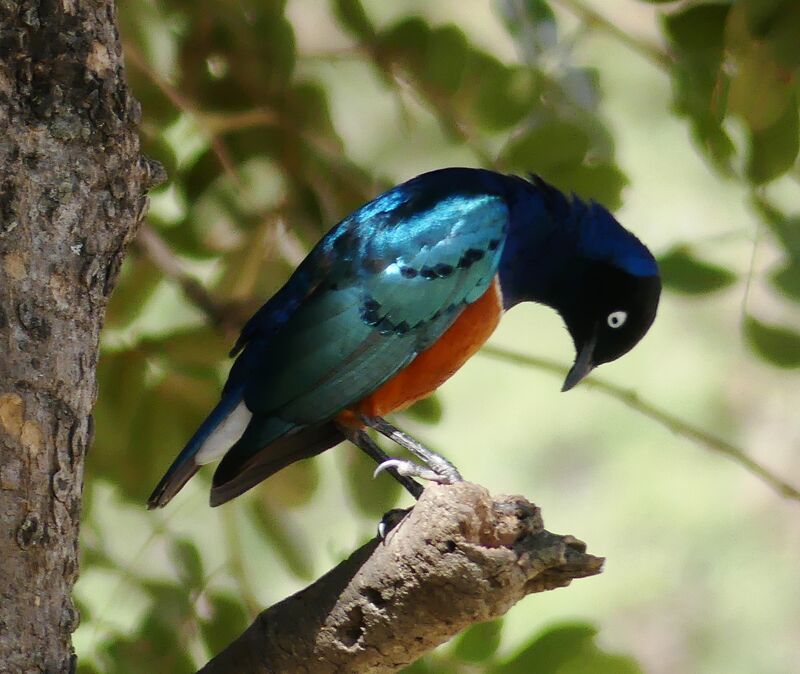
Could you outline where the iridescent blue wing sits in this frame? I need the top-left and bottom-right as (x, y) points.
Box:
(244, 186), (508, 425)
(238, 179), (509, 441)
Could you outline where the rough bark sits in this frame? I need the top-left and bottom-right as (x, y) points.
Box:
(199, 482), (603, 674)
(0, 2), (155, 670)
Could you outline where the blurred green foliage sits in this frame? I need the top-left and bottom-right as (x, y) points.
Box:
(657, 246), (737, 295)
(401, 622), (643, 674)
(76, 1), (800, 672)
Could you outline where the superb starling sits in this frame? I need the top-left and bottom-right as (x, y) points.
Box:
(148, 168), (660, 508)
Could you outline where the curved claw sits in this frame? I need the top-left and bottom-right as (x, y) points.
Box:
(372, 459), (398, 478)
(373, 458), (455, 483)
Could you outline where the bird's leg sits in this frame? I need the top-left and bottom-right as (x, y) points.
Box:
(338, 425), (424, 499)
(359, 415), (463, 485)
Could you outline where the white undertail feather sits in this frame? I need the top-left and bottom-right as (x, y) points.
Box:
(195, 401), (253, 465)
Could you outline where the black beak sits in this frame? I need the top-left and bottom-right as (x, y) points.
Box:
(562, 334), (595, 392)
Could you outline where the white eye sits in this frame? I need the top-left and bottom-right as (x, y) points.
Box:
(607, 310), (627, 329)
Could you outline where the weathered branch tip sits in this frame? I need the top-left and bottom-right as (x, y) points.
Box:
(199, 481), (603, 674)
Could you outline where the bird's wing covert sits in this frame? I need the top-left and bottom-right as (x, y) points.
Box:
(242, 188), (509, 430)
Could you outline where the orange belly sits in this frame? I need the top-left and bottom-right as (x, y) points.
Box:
(339, 277), (503, 425)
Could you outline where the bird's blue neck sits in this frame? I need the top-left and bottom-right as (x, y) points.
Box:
(496, 176), (658, 310)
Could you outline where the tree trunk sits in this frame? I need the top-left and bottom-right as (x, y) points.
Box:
(0, 1), (154, 669)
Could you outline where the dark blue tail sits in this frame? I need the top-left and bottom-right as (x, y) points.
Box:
(147, 389), (244, 509)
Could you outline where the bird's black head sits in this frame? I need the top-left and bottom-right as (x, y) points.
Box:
(560, 261), (661, 391)
(498, 175), (661, 389)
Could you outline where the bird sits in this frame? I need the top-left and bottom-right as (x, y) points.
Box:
(147, 167), (661, 509)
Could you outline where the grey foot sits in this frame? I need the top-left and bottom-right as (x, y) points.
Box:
(374, 458), (462, 484)
(337, 424), (424, 499)
(360, 414), (464, 484)
(377, 507), (412, 540)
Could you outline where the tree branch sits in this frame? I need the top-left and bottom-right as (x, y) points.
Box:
(551, 0), (672, 70)
(134, 225), (243, 337)
(198, 482), (602, 673)
(481, 345), (800, 502)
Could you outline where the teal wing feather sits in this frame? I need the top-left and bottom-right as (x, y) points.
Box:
(237, 190), (510, 449)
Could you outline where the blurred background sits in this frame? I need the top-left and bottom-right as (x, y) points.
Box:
(75, 1), (800, 672)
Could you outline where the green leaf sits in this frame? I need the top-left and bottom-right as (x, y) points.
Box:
(179, 4), (296, 110)
(333, 0), (375, 40)
(74, 596), (92, 625)
(378, 17), (430, 76)
(751, 197), (800, 258)
(199, 591), (250, 655)
(497, 622), (643, 674)
(380, 20), (469, 99)
(379, 18), (539, 131)
(497, 623), (597, 674)
(341, 443), (402, 518)
(181, 149), (228, 206)
(102, 584), (195, 673)
(746, 93), (799, 184)
(453, 619), (504, 663)
(770, 259), (800, 300)
(105, 258), (164, 329)
(169, 538), (204, 590)
(117, 4), (182, 127)
(143, 580), (194, 623)
(657, 246), (737, 295)
(250, 499), (315, 580)
(743, 0), (800, 68)
(726, 5), (794, 133)
(664, 3), (730, 62)
(77, 661), (102, 674)
(422, 26), (469, 96)
(474, 63), (539, 130)
(402, 394), (443, 425)
(499, 114), (625, 207)
(545, 163), (627, 210)
(502, 120), (591, 172)
(745, 317), (800, 368)
(288, 82), (344, 150)
(139, 326), (229, 381)
(130, 614), (195, 672)
(558, 652), (643, 674)
(663, 3), (734, 171)
(91, 350), (149, 497)
(92, 351), (218, 502)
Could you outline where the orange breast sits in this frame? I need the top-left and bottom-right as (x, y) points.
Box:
(338, 277), (503, 426)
